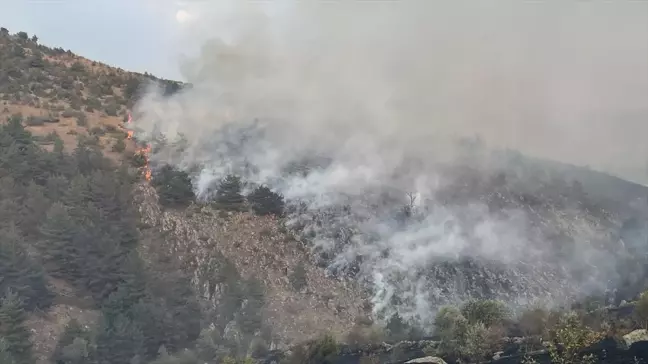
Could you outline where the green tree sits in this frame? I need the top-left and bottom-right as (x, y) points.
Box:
(215, 175), (245, 211)
(38, 202), (81, 280)
(51, 319), (91, 364)
(151, 165), (195, 207)
(237, 278), (266, 337)
(247, 185), (284, 217)
(385, 313), (408, 342)
(18, 182), (50, 236)
(95, 314), (145, 364)
(0, 228), (53, 311)
(0, 291), (33, 364)
(0, 338), (17, 364)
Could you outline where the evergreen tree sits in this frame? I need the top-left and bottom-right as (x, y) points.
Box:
(0, 227), (53, 311)
(95, 314), (145, 364)
(247, 185), (284, 217)
(151, 165), (195, 207)
(51, 319), (91, 364)
(0, 291), (34, 364)
(0, 338), (17, 364)
(38, 202), (81, 280)
(237, 278), (265, 337)
(215, 175), (245, 211)
(18, 182), (50, 236)
(44, 175), (70, 202)
(385, 313), (409, 342)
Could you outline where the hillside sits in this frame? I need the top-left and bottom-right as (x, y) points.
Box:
(1, 26), (648, 364)
(0, 27), (373, 364)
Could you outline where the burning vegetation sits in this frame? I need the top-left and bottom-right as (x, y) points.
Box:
(124, 112), (152, 181)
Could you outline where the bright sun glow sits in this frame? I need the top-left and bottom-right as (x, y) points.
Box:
(175, 9), (191, 23)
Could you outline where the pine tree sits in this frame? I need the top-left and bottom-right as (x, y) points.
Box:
(38, 202), (81, 280)
(0, 338), (17, 364)
(95, 314), (145, 364)
(18, 182), (50, 236)
(44, 175), (70, 202)
(247, 185), (284, 217)
(0, 227), (53, 311)
(0, 291), (34, 364)
(385, 313), (408, 342)
(237, 278), (265, 336)
(151, 165), (195, 207)
(51, 319), (91, 364)
(215, 175), (245, 211)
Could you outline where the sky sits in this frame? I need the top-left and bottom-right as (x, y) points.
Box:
(2, 0), (648, 183)
(0, 0), (195, 80)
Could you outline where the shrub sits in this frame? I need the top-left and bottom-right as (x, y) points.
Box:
(76, 113), (87, 127)
(635, 290), (648, 329)
(69, 62), (85, 73)
(434, 306), (469, 356)
(112, 138), (126, 153)
(60, 109), (78, 118)
(131, 152), (147, 168)
(518, 307), (550, 336)
(104, 103), (119, 117)
(435, 306), (468, 339)
(546, 314), (603, 364)
(460, 323), (493, 361)
(89, 126), (105, 136)
(461, 299), (510, 327)
(289, 262), (307, 291)
(24, 116), (44, 126)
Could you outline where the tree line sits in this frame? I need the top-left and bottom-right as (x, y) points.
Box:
(0, 114), (265, 364)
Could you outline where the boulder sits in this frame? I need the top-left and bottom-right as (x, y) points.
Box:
(405, 356), (447, 364)
(622, 329), (648, 350)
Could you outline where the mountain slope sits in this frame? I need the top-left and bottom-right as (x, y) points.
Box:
(0, 27), (370, 363)
(2, 26), (648, 364)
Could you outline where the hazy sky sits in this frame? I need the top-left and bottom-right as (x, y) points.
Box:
(2, 1), (648, 183)
(0, 0), (194, 80)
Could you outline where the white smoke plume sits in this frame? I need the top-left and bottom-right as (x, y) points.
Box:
(134, 0), (648, 327)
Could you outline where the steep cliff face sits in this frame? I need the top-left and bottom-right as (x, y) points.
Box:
(134, 182), (367, 347)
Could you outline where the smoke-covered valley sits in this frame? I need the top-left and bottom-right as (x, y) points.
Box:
(132, 0), (648, 329)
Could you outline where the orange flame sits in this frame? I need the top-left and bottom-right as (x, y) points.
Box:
(126, 112), (152, 182)
(125, 112), (133, 139)
(136, 144), (152, 181)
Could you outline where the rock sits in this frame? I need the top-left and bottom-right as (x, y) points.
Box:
(622, 329), (648, 349)
(405, 356), (447, 364)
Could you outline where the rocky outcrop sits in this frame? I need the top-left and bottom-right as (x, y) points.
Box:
(622, 329), (648, 350)
(134, 182), (367, 347)
(405, 357), (447, 364)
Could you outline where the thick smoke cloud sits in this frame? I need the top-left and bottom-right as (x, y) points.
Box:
(134, 0), (648, 326)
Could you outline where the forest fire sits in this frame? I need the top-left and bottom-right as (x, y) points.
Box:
(125, 112), (152, 181)
(138, 144), (152, 181)
(126, 113), (133, 139)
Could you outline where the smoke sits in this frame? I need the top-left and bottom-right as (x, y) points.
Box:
(134, 1), (648, 327)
